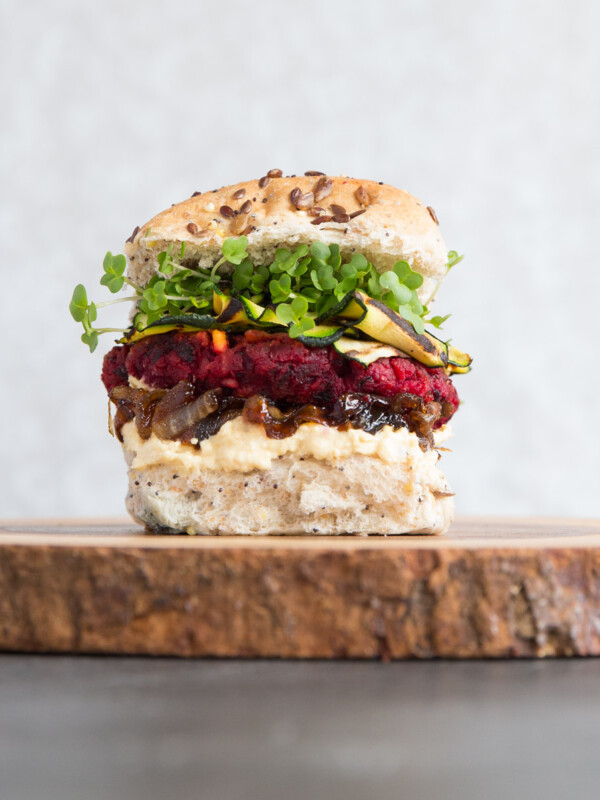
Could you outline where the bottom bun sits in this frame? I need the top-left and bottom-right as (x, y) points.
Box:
(122, 421), (454, 535)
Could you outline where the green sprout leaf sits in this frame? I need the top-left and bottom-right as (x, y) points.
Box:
(275, 303), (295, 325)
(447, 251), (464, 270)
(291, 295), (309, 319)
(69, 284), (89, 321)
(157, 248), (176, 276)
(379, 271), (412, 305)
(269, 274), (291, 303)
(393, 260), (423, 290)
(81, 331), (99, 352)
(327, 244), (341, 270)
(310, 241), (330, 261)
(142, 280), (167, 311)
(289, 317), (315, 338)
(100, 252), (127, 293)
(398, 304), (425, 334)
(232, 260), (254, 291)
(222, 236), (248, 265)
(428, 314), (451, 329)
(317, 265), (337, 291)
(349, 253), (368, 272)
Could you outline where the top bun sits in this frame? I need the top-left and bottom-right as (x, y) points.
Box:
(125, 173), (448, 297)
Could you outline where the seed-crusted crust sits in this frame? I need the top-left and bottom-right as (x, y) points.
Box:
(125, 175), (448, 293)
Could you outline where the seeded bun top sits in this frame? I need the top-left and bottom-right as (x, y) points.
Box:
(125, 172), (448, 293)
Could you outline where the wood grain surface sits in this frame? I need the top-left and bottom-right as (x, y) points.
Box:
(1, 517), (599, 659)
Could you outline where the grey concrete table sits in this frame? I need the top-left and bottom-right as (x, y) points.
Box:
(1, 656), (599, 800)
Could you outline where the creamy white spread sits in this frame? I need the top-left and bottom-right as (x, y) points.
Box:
(121, 417), (451, 474)
(128, 375), (154, 391)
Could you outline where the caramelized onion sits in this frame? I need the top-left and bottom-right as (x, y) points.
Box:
(110, 384), (166, 440)
(151, 383), (221, 440)
(243, 396), (329, 439)
(110, 384), (445, 451)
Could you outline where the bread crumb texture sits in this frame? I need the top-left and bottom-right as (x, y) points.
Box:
(122, 421), (453, 535)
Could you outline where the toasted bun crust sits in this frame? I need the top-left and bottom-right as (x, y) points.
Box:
(125, 175), (447, 295)
(122, 429), (454, 536)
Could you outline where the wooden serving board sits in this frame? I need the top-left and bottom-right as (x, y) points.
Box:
(1, 517), (600, 660)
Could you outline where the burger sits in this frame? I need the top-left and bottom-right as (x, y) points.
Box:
(70, 171), (471, 535)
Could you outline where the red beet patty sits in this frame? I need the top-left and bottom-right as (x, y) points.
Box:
(102, 330), (459, 425)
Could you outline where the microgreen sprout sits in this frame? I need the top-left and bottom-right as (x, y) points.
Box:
(425, 250), (465, 313)
(71, 236), (458, 350)
(447, 250), (464, 270)
(427, 314), (452, 329)
(69, 284), (129, 352)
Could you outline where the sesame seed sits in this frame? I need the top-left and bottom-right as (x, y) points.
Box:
(267, 168), (283, 178)
(230, 213), (249, 235)
(305, 170), (325, 176)
(313, 176), (333, 203)
(220, 205), (234, 218)
(356, 186), (370, 207)
(126, 225), (139, 243)
(232, 188), (246, 200)
(258, 176), (270, 188)
(427, 206), (439, 224)
(296, 191), (314, 209)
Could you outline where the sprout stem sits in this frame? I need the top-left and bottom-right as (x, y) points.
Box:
(211, 257), (226, 281)
(163, 262), (206, 279)
(95, 296), (138, 308)
(427, 280), (442, 305)
(123, 277), (142, 292)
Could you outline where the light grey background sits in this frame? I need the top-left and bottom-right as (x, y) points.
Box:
(1, 0), (598, 518)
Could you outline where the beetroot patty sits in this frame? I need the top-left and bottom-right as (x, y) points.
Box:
(102, 330), (459, 424)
